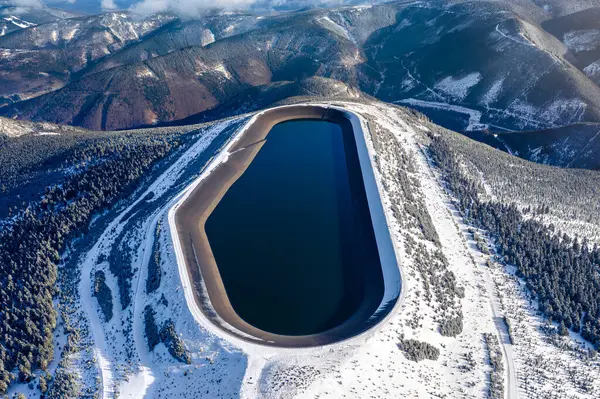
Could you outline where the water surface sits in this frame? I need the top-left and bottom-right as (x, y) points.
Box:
(205, 119), (383, 335)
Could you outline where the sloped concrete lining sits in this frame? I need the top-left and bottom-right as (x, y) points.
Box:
(171, 104), (401, 347)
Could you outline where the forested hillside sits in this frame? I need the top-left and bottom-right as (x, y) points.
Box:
(428, 131), (600, 349)
(497, 123), (600, 170)
(0, 128), (190, 393)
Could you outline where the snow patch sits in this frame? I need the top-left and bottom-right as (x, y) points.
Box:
(63, 27), (79, 41)
(508, 98), (587, 126)
(214, 63), (232, 80)
(317, 16), (356, 45)
(539, 98), (587, 125)
(394, 18), (412, 31)
(136, 66), (158, 79)
(482, 78), (504, 105)
(434, 72), (482, 101)
(201, 28), (215, 46)
(563, 30), (600, 52)
(2, 15), (35, 28)
(583, 60), (600, 82)
(395, 98), (487, 131)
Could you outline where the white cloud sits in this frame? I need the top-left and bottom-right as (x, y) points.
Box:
(102, 0), (118, 10)
(11, 0), (45, 8)
(129, 0), (257, 16)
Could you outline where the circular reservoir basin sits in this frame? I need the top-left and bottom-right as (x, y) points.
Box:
(174, 105), (400, 347)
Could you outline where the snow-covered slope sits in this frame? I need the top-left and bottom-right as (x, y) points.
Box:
(0, 115), (86, 137)
(26, 98), (596, 399)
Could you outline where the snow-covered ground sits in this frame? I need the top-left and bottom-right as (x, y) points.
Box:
(38, 100), (599, 399)
(563, 30), (600, 53)
(434, 73), (482, 102)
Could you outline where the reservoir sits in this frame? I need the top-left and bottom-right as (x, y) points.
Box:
(174, 105), (399, 346)
(205, 119), (384, 336)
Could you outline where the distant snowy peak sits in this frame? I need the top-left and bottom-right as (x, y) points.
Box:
(0, 14), (34, 35)
(3, 15), (34, 28)
(0, 4), (79, 36)
(0, 12), (176, 50)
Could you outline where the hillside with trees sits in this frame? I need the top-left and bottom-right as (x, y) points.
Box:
(428, 130), (600, 348)
(0, 127), (189, 393)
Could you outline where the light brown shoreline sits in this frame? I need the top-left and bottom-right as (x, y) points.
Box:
(175, 105), (385, 347)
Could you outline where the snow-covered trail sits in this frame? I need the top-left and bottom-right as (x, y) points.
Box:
(239, 356), (268, 399)
(485, 270), (519, 399)
(79, 239), (115, 398)
(495, 23), (533, 48)
(415, 139), (519, 399)
(125, 213), (161, 397)
(77, 121), (236, 398)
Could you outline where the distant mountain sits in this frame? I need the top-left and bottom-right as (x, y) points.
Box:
(2, 0), (600, 174)
(0, 11), (360, 129)
(0, 12), (175, 104)
(2, 1), (600, 133)
(0, 4), (78, 36)
(76, 13), (264, 78)
(495, 122), (600, 169)
(541, 7), (600, 86)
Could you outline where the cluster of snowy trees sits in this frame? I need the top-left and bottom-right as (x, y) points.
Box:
(144, 306), (191, 364)
(429, 134), (600, 349)
(93, 271), (114, 322)
(146, 221), (163, 294)
(367, 114), (464, 338)
(398, 337), (440, 362)
(483, 333), (504, 399)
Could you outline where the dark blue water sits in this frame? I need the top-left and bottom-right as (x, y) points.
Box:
(205, 119), (383, 336)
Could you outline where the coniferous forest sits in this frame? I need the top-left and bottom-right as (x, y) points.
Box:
(0, 131), (183, 393)
(429, 134), (600, 349)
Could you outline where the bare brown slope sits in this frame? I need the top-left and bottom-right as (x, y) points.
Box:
(0, 22), (355, 130)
